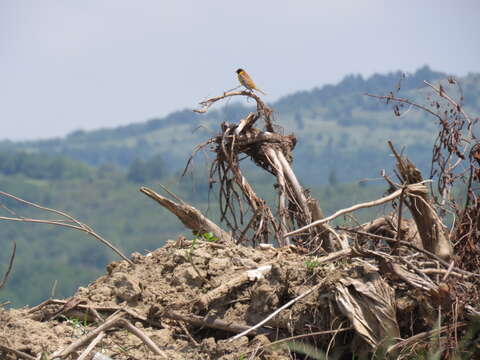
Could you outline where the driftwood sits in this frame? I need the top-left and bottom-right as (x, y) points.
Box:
(51, 311), (125, 358)
(308, 198), (344, 251)
(140, 186), (233, 244)
(186, 83), (479, 356)
(360, 215), (423, 252)
(118, 319), (167, 356)
(30, 297), (274, 339)
(77, 331), (106, 360)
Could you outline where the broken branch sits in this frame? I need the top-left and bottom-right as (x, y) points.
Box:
(285, 183), (428, 237)
(141, 186), (233, 243)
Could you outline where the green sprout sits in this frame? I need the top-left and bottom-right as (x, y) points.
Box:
(199, 232), (218, 242)
(305, 259), (321, 269)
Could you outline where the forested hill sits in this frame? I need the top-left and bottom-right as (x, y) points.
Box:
(1, 66), (479, 183)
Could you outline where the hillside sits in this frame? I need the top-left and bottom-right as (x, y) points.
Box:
(1, 66), (479, 183)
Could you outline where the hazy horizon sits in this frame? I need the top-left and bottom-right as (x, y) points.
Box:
(1, 0), (479, 141)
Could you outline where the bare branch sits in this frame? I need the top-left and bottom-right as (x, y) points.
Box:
(51, 311), (125, 358)
(424, 80), (472, 126)
(285, 183), (428, 237)
(0, 191), (133, 265)
(365, 93), (442, 120)
(194, 90), (261, 114)
(161, 309), (272, 336)
(77, 331), (106, 360)
(0, 241), (16, 289)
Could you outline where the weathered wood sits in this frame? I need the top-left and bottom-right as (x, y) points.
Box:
(140, 187), (233, 244)
(286, 184), (426, 237)
(388, 141), (453, 260)
(276, 151), (311, 224)
(334, 270), (400, 349)
(195, 264), (272, 310)
(161, 309), (272, 336)
(265, 148), (289, 245)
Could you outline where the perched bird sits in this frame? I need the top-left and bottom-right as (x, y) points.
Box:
(236, 68), (266, 95)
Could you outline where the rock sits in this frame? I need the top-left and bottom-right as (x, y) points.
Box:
(208, 257), (230, 274)
(201, 337), (217, 353)
(172, 264), (205, 288)
(110, 272), (142, 303)
(151, 328), (173, 347)
(130, 252), (143, 263)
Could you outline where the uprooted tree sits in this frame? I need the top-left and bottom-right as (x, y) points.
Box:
(140, 79), (479, 357)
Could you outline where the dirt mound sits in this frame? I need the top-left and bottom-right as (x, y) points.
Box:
(2, 235), (480, 359)
(1, 239), (347, 359)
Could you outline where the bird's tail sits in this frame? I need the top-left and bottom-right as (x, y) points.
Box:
(255, 88), (267, 95)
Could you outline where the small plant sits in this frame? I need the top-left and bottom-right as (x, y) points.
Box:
(305, 259), (321, 269)
(61, 315), (89, 329)
(184, 234), (210, 286)
(188, 237), (199, 253)
(201, 232), (218, 242)
(60, 314), (90, 337)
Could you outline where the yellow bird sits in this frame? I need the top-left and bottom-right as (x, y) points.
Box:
(236, 68), (266, 95)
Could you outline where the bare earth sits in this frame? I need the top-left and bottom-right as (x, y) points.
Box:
(1, 240), (341, 359)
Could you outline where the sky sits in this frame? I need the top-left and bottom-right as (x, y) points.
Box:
(1, 0), (479, 141)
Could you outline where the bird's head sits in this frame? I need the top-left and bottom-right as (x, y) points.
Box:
(236, 68), (244, 74)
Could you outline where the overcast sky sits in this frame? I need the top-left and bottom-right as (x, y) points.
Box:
(1, 0), (479, 140)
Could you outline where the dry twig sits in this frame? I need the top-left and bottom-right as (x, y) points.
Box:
(118, 319), (169, 358)
(77, 331), (106, 360)
(0, 191), (132, 265)
(0, 241), (15, 289)
(0, 344), (37, 360)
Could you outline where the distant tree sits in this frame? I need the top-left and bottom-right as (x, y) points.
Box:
(97, 163), (122, 179)
(145, 154), (166, 180)
(127, 159), (149, 183)
(0, 151), (92, 180)
(328, 169), (339, 186)
(126, 154), (166, 183)
(294, 112), (304, 130)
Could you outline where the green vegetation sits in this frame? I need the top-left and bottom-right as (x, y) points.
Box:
(304, 259), (321, 269)
(197, 232), (218, 243)
(0, 151), (92, 180)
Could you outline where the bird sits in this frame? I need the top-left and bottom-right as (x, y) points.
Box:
(236, 68), (266, 95)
